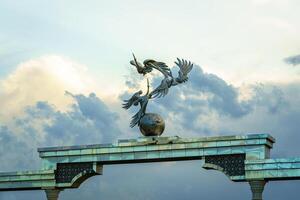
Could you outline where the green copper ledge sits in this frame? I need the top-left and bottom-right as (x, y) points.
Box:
(38, 134), (275, 152)
(37, 134), (274, 171)
(37, 133), (274, 159)
(0, 134), (275, 191)
(245, 158), (300, 180)
(0, 170), (55, 191)
(0, 163), (103, 191)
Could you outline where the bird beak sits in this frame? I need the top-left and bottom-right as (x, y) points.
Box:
(132, 53), (139, 67)
(130, 60), (136, 66)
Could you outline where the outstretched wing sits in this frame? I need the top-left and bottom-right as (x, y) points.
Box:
(149, 78), (171, 98)
(144, 60), (172, 78)
(175, 58), (193, 83)
(122, 91), (142, 109)
(129, 96), (149, 128)
(153, 61), (172, 76)
(130, 111), (143, 128)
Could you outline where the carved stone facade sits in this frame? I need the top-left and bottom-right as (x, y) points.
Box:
(55, 162), (95, 183)
(204, 154), (246, 176)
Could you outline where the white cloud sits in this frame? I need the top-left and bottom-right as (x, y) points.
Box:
(0, 55), (97, 122)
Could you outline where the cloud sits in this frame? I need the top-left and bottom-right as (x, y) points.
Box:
(284, 54), (300, 66)
(121, 65), (257, 136)
(146, 65), (253, 118)
(0, 55), (96, 123)
(0, 55), (124, 182)
(188, 66), (253, 117)
(0, 125), (36, 171)
(0, 55), (123, 172)
(122, 64), (292, 140)
(12, 92), (121, 148)
(251, 84), (288, 114)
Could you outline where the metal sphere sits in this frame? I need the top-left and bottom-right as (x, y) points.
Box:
(139, 113), (165, 136)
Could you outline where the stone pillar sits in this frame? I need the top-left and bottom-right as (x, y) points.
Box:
(249, 180), (266, 200)
(45, 189), (61, 200)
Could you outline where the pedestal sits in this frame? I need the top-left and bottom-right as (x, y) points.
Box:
(249, 180), (266, 200)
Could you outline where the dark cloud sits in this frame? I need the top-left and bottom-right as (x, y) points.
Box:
(122, 64), (296, 145)
(148, 66), (253, 118)
(0, 126), (37, 171)
(0, 92), (122, 170)
(251, 84), (288, 114)
(284, 54), (300, 66)
(64, 92), (121, 142)
(189, 66), (252, 117)
(134, 65), (257, 135)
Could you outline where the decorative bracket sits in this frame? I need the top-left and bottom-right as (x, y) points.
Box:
(203, 154), (246, 178)
(55, 162), (102, 187)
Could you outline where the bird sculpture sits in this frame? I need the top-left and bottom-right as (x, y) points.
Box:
(123, 54), (194, 136)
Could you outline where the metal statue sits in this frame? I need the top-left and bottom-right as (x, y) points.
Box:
(123, 54), (194, 136)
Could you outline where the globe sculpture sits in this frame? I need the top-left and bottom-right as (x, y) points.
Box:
(122, 54), (194, 136)
(139, 113), (165, 136)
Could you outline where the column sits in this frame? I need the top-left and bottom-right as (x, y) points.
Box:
(45, 189), (61, 200)
(249, 180), (266, 200)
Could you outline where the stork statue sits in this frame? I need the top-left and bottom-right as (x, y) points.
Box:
(123, 54), (194, 136)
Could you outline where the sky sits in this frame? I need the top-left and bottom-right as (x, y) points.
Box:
(0, 0), (300, 199)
